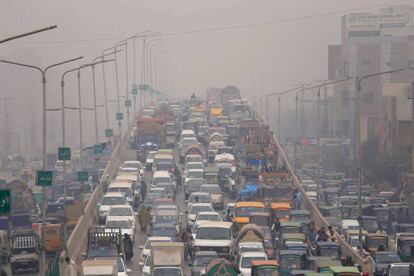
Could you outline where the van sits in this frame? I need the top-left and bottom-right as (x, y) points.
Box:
(193, 221), (233, 257)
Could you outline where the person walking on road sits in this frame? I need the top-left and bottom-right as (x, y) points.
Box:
(123, 233), (133, 260)
(138, 207), (149, 232)
(181, 230), (190, 260)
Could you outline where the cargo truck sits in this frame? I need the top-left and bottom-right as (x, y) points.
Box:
(150, 242), (184, 275)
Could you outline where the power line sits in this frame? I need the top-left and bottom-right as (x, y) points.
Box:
(4, 0), (409, 45)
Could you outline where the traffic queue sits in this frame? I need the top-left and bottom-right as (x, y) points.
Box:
(79, 86), (406, 276)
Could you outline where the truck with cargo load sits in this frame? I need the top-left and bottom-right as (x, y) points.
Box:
(84, 227), (124, 260)
(259, 172), (293, 205)
(150, 242), (184, 275)
(135, 118), (165, 161)
(81, 259), (117, 276)
(10, 229), (39, 274)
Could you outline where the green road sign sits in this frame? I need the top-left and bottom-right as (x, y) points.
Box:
(78, 171), (89, 182)
(94, 143), (103, 154)
(116, 112), (123, 121)
(58, 147), (71, 161)
(36, 170), (53, 187)
(105, 128), (113, 138)
(125, 99), (132, 107)
(0, 190), (11, 215)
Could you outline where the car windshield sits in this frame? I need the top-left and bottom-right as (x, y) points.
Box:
(187, 171), (204, 178)
(250, 216), (269, 226)
(190, 205), (213, 214)
(367, 239), (387, 250)
(236, 206), (265, 217)
(88, 245), (118, 258)
(197, 214), (220, 221)
(349, 237), (359, 247)
(390, 266), (410, 276)
(190, 195), (210, 203)
(280, 257), (303, 269)
(196, 227), (231, 240)
(254, 268), (280, 276)
(200, 186), (221, 194)
(273, 209), (290, 218)
(187, 164), (204, 170)
(187, 157), (202, 163)
(153, 177), (171, 185)
(108, 187), (132, 197)
(102, 196), (125, 205)
(106, 220), (132, 228)
(319, 246), (340, 258)
(152, 226), (176, 237)
(363, 220), (379, 232)
(109, 208), (132, 216)
(194, 255), (216, 266)
(375, 253), (401, 263)
(155, 215), (177, 224)
(187, 180), (204, 189)
(153, 268), (182, 276)
(241, 256), (266, 268)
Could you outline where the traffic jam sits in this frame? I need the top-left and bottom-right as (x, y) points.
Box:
(80, 86), (414, 276)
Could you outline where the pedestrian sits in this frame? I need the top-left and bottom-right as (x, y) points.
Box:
(294, 192), (301, 210)
(328, 225), (335, 241)
(140, 180), (147, 200)
(316, 227), (328, 242)
(138, 207), (148, 231)
(306, 221), (317, 243)
(225, 209), (232, 222)
(181, 230), (190, 260)
(123, 233), (133, 260)
(63, 256), (77, 276)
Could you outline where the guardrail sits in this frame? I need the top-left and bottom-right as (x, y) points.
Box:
(66, 117), (135, 261)
(255, 110), (374, 275)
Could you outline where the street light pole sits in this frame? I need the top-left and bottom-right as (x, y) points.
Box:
(355, 68), (405, 256)
(0, 25), (57, 44)
(0, 55), (83, 275)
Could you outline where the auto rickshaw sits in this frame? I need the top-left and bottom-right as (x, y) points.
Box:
(364, 233), (389, 254)
(271, 202), (291, 222)
(397, 235), (414, 262)
(325, 266), (360, 276)
(251, 260), (279, 276)
(249, 212), (272, 228)
(279, 250), (307, 276)
(360, 216), (379, 233)
(322, 188), (340, 206)
(315, 242), (341, 260)
(279, 221), (303, 235)
(314, 259), (342, 273)
(306, 256), (334, 271)
(234, 201), (265, 230)
(280, 233), (307, 251)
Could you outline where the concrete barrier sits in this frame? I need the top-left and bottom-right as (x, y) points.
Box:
(65, 116), (134, 261)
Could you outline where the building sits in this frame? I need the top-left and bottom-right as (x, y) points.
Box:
(329, 5), (414, 153)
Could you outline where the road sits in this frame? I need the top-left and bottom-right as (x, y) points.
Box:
(124, 146), (192, 275)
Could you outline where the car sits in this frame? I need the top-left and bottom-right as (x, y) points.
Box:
(238, 251), (267, 276)
(140, 254), (151, 276)
(339, 219), (360, 236)
(372, 251), (401, 276)
(105, 217), (135, 241)
(107, 181), (134, 205)
(236, 241), (265, 258)
(187, 192), (212, 209)
(185, 178), (206, 199)
(153, 209), (182, 234)
(121, 160), (144, 178)
(191, 251), (218, 276)
(185, 154), (203, 164)
(184, 169), (205, 187)
(383, 263), (414, 276)
(139, 236), (172, 261)
(200, 184), (224, 209)
(152, 171), (172, 186)
(98, 193), (127, 224)
(187, 203), (214, 230)
(194, 211), (222, 225)
(185, 162), (204, 175)
(151, 223), (180, 241)
(107, 205), (136, 228)
(193, 221), (233, 258)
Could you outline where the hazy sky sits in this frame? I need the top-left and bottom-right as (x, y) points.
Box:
(1, 0), (409, 97)
(0, 0), (411, 157)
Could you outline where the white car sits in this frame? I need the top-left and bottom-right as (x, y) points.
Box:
(187, 203), (214, 230)
(107, 181), (134, 205)
(193, 221), (233, 258)
(107, 205), (136, 229)
(200, 184), (223, 209)
(98, 193), (127, 224)
(187, 192), (212, 210)
(184, 169), (205, 187)
(105, 217), (135, 241)
(238, 251), (267, 276)
(146, 151), (157, 170)
(140, 254), (151, 276)
(184, 162), (204, 175)
(121, 160), (144, 178)
(194, 211), (222, 225)
(237, 241), (265, 256)
(139, 236), (173, 261)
